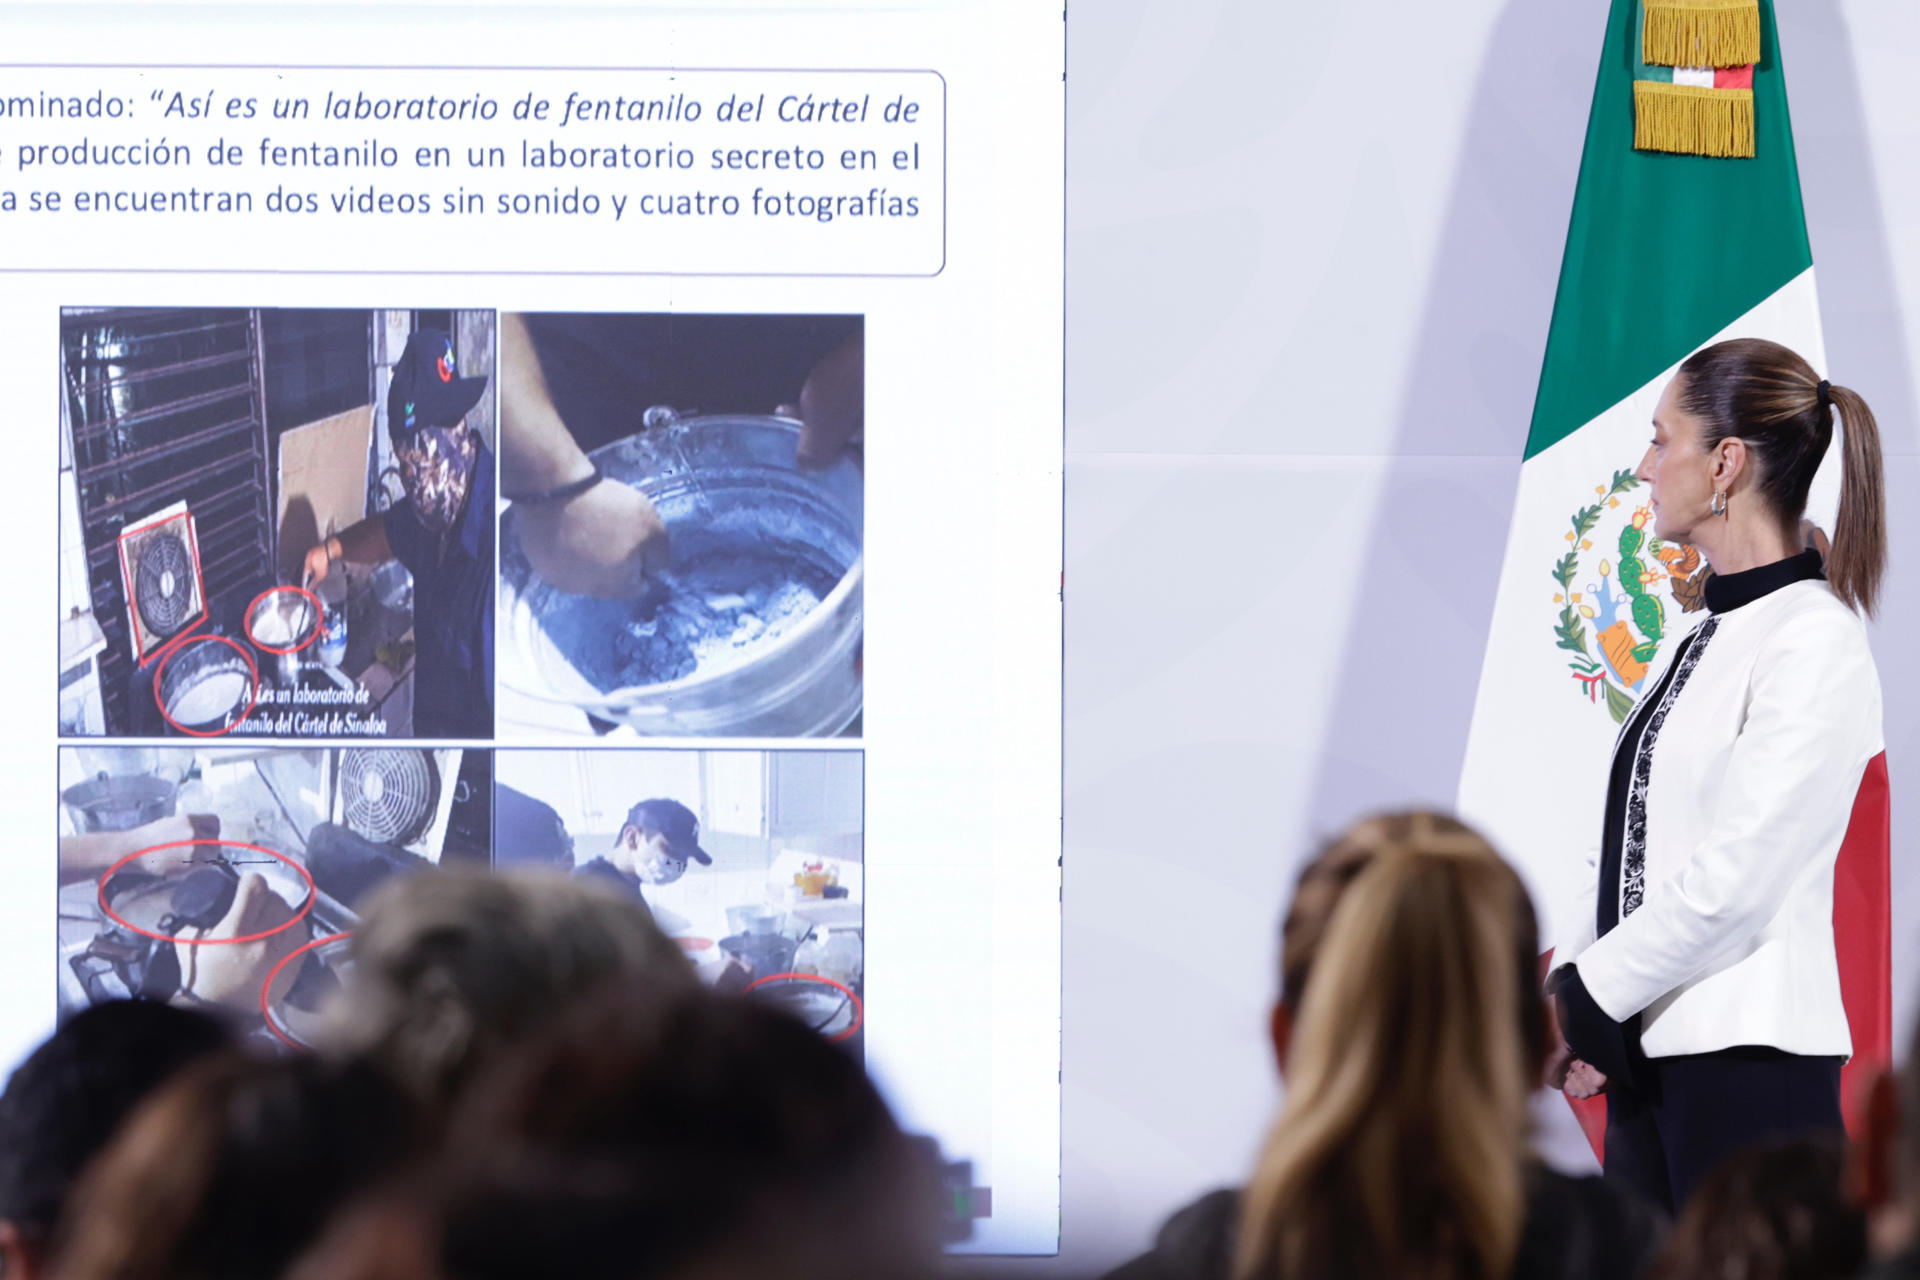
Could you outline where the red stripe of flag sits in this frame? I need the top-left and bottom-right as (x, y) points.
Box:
(1838, 751), (1893, 1134)
(1558, 751), (1892, 1162)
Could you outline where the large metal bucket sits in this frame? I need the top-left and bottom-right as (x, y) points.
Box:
(499, 413), (862, 737)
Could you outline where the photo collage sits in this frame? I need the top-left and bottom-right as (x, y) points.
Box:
(56, 306), (867, 1053)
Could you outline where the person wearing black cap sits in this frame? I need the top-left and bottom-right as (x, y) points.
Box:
(573, 797), (712, 906)
(303, 328), (494, 738)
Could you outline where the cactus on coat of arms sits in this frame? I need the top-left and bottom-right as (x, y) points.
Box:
(1551, 473), (1667, 724)
(1615, 509), (1665, 664)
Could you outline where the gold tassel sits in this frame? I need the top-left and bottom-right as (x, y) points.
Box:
(1643, 0), (1761, 68)
(1634, 81), (1755, 158)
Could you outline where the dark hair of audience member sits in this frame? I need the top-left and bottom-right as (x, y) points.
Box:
(328, 868), (697, 1106)
(1235, 813), (1551, 1280)
(1900, 1012), (1920, 1229)
(1645, 1133), (1865, 1280)
(50, 1051), (420, 1280)
(289, 984), (942, 1280)
(0, 1001), (231, 1280)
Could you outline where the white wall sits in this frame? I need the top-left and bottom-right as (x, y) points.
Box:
(492, 749), (863, 961)
(1041, 2), (1920, 1274)
(496, 750), (862, 845)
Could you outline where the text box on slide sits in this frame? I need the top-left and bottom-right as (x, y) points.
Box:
(0, 66), (945, 276)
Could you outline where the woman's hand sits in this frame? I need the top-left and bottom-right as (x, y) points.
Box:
(1544, 977), (1608, 1096)
(1564, 1060), (1610, 1099)
(1545, 1039), (1608, 1097)
(1545, 1037), (1577, 1091)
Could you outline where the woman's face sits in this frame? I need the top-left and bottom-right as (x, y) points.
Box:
(1638, 376), (1718, 544)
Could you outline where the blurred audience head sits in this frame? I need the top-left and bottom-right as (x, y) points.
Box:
(1647, 1133), (1864, 1280)
(1268, 813), (1390, 1069)
(292, 984), (941, 1280)
(327, 867), (696, 1102)
(51, 1051), (418, 1280)
(0, 1001), (230, 1280)
(1237, 811), (1549, 1280)
(1855, 1011), (1920, 1261)
(442, 984), (938, 1280)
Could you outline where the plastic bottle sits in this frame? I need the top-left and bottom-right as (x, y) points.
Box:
(794, 927), (862, 988)
(317, 572), (348, 668)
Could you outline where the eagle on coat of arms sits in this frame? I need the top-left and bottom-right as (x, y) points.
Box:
(1549, 470), (1714, 724)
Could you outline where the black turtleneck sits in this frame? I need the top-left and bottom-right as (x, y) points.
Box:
(1702, 547), (1824, 613)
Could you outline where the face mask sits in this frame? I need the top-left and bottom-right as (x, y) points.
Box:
(397, 421), (478, 534)
(637, 847), (689, 886)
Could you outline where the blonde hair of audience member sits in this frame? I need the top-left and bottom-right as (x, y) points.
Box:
(1235, 813), (1549, 1280)
(326, 868), (697, 1102)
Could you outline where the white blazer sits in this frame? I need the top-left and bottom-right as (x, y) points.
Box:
(1555, 577), (1883, 1060)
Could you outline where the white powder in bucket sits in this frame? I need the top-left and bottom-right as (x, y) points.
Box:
(251, 595), (314, 648)
(167, 669), (251, 725)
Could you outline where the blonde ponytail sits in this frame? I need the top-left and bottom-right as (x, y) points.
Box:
(1234, 818), (1542, 1280)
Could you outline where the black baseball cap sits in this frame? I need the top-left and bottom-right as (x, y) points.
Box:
(387, 328), (487, 440)
(624, 798), (711, 865)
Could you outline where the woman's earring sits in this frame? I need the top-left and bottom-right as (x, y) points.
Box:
(1711, 489), (1728, 518)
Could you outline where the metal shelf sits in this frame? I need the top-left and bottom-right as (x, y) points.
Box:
(63, 307), (273, 735)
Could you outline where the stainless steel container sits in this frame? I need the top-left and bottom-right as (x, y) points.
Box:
(61, 772), (179, 833)
(157, 638), (256, 734)
(246, 586), (322, 687)
(499, 412), (863, 737)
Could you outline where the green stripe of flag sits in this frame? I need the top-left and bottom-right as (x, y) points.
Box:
(1524, 0), (1808, 460)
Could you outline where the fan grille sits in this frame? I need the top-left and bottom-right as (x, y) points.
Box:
(339, 749), (438, 847)
(132, 530), (196, 638)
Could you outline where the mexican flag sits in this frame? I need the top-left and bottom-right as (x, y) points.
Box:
(1456, 0), (1891, 1156)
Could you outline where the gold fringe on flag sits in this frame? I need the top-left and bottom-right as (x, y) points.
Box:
(1634, 81), (1755, 158)
(1643, 0), (1761, 68)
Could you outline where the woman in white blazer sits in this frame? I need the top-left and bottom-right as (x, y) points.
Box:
(1544, 337), (1888, 1214)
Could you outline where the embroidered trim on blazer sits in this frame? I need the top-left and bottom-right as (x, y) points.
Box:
(1622, 616), (1721, 919)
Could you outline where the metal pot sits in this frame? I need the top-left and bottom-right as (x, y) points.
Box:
(261, 932), (353, 1050)
(246, 586), (321, 686)
(725, 904), (789, 937)
(749, 974), (859, 1037)
(157, 638), (255, 734)
(719, 931), (799, 977)
(499, 412), (863, 737)
(62, 772), (178, 833)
